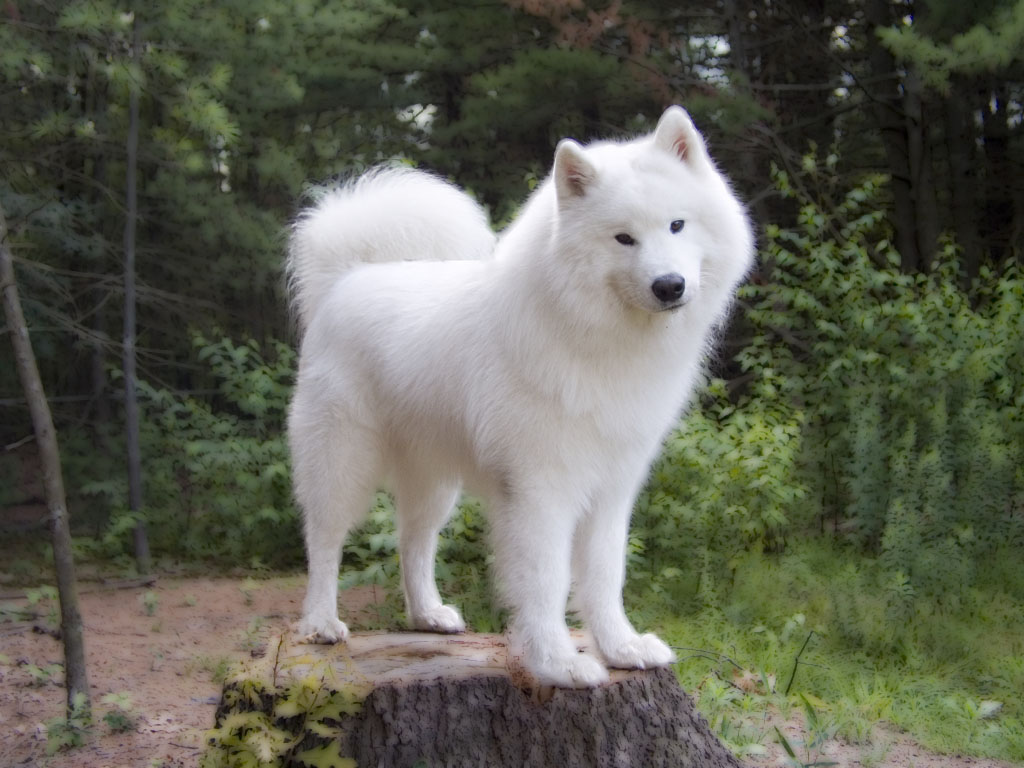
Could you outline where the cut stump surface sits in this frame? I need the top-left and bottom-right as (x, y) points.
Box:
(214, 631), (744, 768)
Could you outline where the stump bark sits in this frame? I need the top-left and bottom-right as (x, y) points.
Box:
(213, 632), (743, 768)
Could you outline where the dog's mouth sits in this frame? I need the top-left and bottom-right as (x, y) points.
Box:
(655, 300), (686, 313)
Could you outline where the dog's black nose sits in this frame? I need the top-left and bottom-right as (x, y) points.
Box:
(651, 273), (685, 303)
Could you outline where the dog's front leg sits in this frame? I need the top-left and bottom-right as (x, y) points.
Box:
(491, 489), (610, 688)
(572, 485), (675, 670)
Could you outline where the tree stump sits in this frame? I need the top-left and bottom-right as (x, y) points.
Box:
(212, 631), (744, 768)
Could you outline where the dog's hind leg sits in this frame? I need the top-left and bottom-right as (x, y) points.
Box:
(395, 473), (466, 633)
(292, 409), (379, 644)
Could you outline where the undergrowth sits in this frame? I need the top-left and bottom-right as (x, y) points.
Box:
(628, 538), (1024, 762)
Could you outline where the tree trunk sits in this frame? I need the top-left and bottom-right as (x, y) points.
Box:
(981, 81), (1014, 262)
(213, 632), (743, 768)
(943, 76), (982, 281)
(865, 0), (921, 272)
(122, 16), (150, 574)
(0, 206), (91, 717)
(723, 0), (769, 230)
(902, 67), (939, 267)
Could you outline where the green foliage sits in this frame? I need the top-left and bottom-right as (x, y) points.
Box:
(23, 662), (63, 687)
(190, 655), (234, 685)
(100, 691), (138, 733)
(45, 691), (92, 755)
(240, 617), (266, 652)
(202, 710), (291, 768)
(26, 585), (60, 627)
(202, 664), (362, 768)
(754, 155), (1022, 602)
(616, 161), (1024, 762)
(75, 334), (302, 568)
(878, 1), (1024, 92)
(775, 714), (839, 768)
(140, 590), (159, 616)
(631, 154), (1023, 625)
(633, 379), (808, 604)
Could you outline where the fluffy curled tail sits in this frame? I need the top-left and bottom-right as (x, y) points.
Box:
(287, 167), (495, 332)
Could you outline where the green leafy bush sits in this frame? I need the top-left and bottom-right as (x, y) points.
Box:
(632, 383), (807, 604)
(631, 154), (1023, 619)
(76, 334), (302, 568)
(753, 159), (1022, 601)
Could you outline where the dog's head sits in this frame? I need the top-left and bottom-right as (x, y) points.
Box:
(550, 107), (753, 319)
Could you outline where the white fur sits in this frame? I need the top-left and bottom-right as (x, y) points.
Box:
(287, 107), (754, 688)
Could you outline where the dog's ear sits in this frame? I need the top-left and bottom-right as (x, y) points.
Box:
(654, 106), (709, 168)
(554, 139), (597, 200)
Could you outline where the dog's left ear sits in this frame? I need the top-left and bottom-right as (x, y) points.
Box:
(654, 106), (709, 168)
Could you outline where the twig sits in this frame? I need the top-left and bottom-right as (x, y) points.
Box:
(784, 630), (816, 696)
(0, 576), (156, 601)
(3, 434), (35, 451)
(271, 632), (285, 688)
(669, 645), (745, 671)
(97, 575), (158, 591)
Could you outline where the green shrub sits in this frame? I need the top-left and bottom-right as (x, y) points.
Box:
(749, 158), (1023, 605)
(631, 154), (1023, 617)
(76, 334), (302, 568)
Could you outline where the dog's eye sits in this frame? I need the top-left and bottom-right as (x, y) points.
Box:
(614, 233), (637, 246)
(670, 220), (685, 234)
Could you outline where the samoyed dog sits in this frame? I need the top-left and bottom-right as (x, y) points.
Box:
(287, 107), (753, 687)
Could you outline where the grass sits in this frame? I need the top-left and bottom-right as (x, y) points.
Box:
(187, 654), (234, 684)
(625, 540), (1024, 763)
(335, 521), (1024, 762)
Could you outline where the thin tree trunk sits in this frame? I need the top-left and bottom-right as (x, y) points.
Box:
(0, 207), (91, 717)
(944, 76), (982, 281)
(865, 0), (920, 272)
(982, 81), (1013, 262)
(88, 54), (113, 433)
(903, 67), (939, 267)
(723, 0), (769, 229)
(123, 16), (150, 574)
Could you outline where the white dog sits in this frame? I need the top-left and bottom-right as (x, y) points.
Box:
(287, 107), (754, 687)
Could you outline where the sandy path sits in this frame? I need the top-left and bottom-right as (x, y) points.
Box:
(0, 576), (385, 767)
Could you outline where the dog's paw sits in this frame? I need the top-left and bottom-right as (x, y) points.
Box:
(530, 652), (610, 688)
(411, 604), (466, 634)
(603, 633), (675, 670)
(295, 615), (350, 644)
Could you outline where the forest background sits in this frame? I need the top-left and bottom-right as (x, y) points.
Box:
(1, 0), (1023, 762)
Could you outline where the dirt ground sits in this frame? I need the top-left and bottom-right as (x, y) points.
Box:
(0, 576), (1018, 768)
(0, 576), (387, 767)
